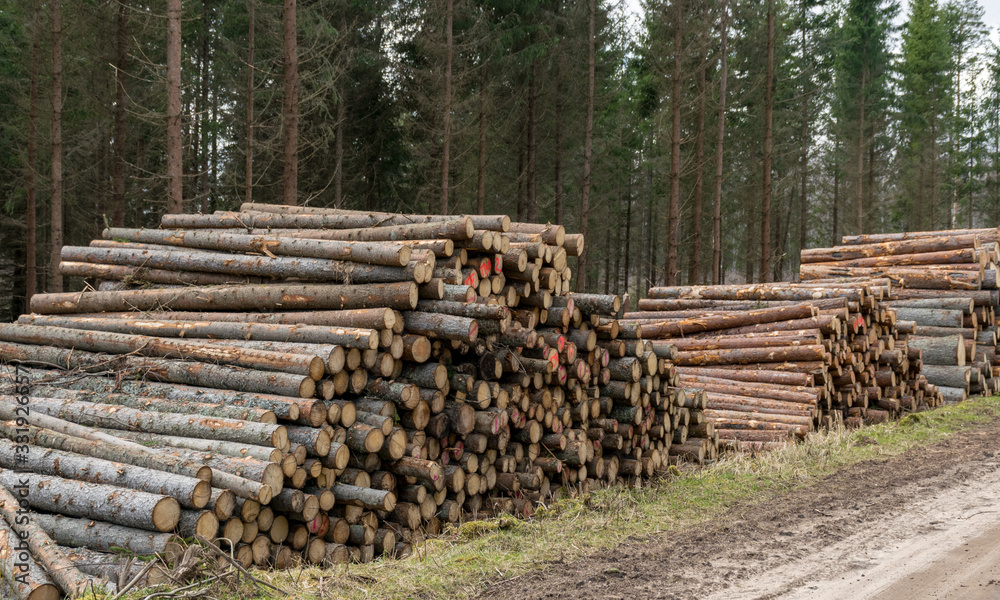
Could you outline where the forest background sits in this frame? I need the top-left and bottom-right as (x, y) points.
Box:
(0, 0), (998, 319)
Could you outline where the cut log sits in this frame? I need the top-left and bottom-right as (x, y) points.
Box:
(29, 282), (419, 314)
(0, 439), (211, 509)
(0, 470), (180, 532)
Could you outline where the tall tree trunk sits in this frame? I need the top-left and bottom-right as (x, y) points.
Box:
(199, 0), (210, 214)
(712, 0), (728, 285)
(526, 62), (537, 222)
(245, 0), (254, 205)
(282, 0), (298, 206)
(26, 0), (41, 303)
(624, 169), (632, 298)
(335, 90), (344, 208)
(166, 0), (183, 214)
(603, 223), (611, 294)
(440, 0), (453, 214)
(856, 68), (865, 234)
(930, 114), (937, 228)
(798, 0), (808, 268)
(50, 0), (63, 293)
(112, 1), (127, 228)
(666, 0), (683, 286)
(689, 42), (707, 285)
(477, 67), (486, 215)
(832, 139), (839, 246)
(577, 0), (595, 291)
(554, 37), (564, 225)
(760, 0), (774, 283)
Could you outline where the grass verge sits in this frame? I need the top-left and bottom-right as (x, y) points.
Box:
(136, 397), (1000, 600)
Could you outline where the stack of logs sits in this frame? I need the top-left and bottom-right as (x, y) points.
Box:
(0, 203), (715, 598)
(620, 279), (939, 451)
(801, 228), (1000, 403)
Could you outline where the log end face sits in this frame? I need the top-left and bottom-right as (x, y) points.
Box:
(154, 497), (182, 532)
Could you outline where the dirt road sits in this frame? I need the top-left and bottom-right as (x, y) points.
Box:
(485, 421), (1000, 600)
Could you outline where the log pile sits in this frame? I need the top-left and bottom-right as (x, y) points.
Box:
(801, 227), (1000, 403)
(0, 203), (709, 595)
(620, 280), (938, 450)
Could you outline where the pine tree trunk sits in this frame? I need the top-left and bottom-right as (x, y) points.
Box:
(166, 0), (183, 214)
(199, 0), (210, 214)
(856, 68), (866, 234)
(526, 62), (537, 223)
(798, 0), (808, 272)
(832, 138), (839, 245)
(25, 0), (40, 303)
(667, 0), (683, 286)
(112, 1), (127, 228)
(578, 0), (595, 291)
(282, 0), (298, 206)
(245, 0), (254, 204)
(712, 0), (728, 285)
(554, 36), (564, 225)
(440, 0), (453, 214)
(335, 91), (344, 208)
(477, 67), (486, 215)
(689, 41), (707, 285)
(760, 0), (775, 283)
(50, 0), (63, 293)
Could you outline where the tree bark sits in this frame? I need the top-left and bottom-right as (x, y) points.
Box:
(440, 0), (453, 214)
(0, 470), (180, 533)
(282, 0), (298, 206)
(0, 440), (210, 509)
(477, 67), (487, 215)
(689, 35), (707, 285)
(25, 0), (41, 303)
(856, 68), (866, 234)
(667, 0), (683, 286)
(30, 281), (418, 314)
(0, 322), (329, 377)
(526, 60), (537, 222)
(0, 511), (59, 600)
(32, 513), (178, 557)
(246, 0), (255, 205)
(577, 0), (595, 291)
(712, 0), (728, 285)
(104, 226), (412, 266)
(760, 0), (775, 282)
(27, 397), (287, 448)
(50, 0), (63, 292)
(166, 0), (183, 214)
(798, 0), (809, 270)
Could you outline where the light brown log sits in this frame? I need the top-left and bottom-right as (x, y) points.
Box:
(31, 513), (179, 556)
(0, 470), (180, 532)
(18, 316), (378, 355)
(0, 513), (60, 600)
(908, 335), (966, 366)
(26, 397), (286, 448)
(29, 282), (418, 314)
(103, 226), (412, 266)
(68, 308), (397, 330)
(671, 345), (827, 366)
(60, 260), (253, 286)
(0, 439), (210, 509)
(0, 322), (326, 378)
(800, 265), (980, 290)
(637, 304), (816, 338)
(647, 284), (868, 302)
(0, 343), (315, 398)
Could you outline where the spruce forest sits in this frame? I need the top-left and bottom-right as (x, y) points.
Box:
(0, 0), (997, 319)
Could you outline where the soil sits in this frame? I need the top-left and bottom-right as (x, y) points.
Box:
(483, 420), (1000, 600)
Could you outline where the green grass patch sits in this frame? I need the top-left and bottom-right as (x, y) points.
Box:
(130, 397), (1000, 600)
